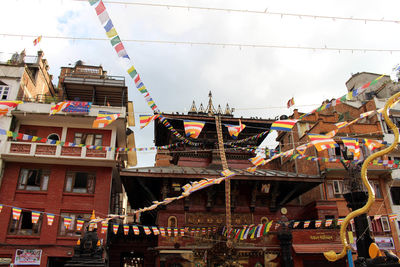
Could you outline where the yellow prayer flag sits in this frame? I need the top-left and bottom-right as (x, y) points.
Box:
(106, 28), (118, 38)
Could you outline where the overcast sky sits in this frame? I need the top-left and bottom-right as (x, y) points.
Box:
(2, 0), (400, 167)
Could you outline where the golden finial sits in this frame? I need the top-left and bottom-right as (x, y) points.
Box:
(90, 210), (96, 220)
(77, 239), (81, 245)
(97, 240), (101, 246)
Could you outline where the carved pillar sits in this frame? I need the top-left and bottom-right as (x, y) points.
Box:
(277, 231), (294, 267)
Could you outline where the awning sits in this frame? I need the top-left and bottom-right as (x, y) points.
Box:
(292, 243), (344, 254)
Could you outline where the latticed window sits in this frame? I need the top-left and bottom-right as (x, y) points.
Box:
(17, 169), (50, 191)
(0, 85), (9, 100)
(8, 210), (42, 236)
(64, 171), (95, 194)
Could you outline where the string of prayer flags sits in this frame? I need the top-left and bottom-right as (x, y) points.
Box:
(49, 101), (71, 115)
(287, 97), (295, 108)
(33, 36), (42, 46)
(64, 217), (72, 229)
(174, 228), (179, 236)
(249, 155), (265, 166)
(342, 138), (361, 160)
(315, 220), (322, 228)
(167, 228), (172, 236)
(220, 169), (236, 178)
(123, 225), (129, 235)
(101, 222), (108, 234)
(180, 228), (185, 236)
(364, 139), (384, 151)
(308, 133), (338, 152)
(296, 144), (311, 155)
(337, 218), (344, 226)
(303, 221), (311, 228)
(335, 121), (348, 129)
(183, 120), (205, 139)
(225, 120), (246, 139)
(113, 224), (119, 234)
(139, 114), (160, 129)
(92, 111), (121, 128)
(293, 221), (300, 228)
(0, 101), (23, 116)
(12, 207), (22, 220)
(325, 219), (333, 227)
(47, 214), (55, 226)
(270, 119), (298, 132)
(31, 211), (41, 224)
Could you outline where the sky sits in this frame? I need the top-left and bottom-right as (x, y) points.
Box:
(2, 0), (400, 167)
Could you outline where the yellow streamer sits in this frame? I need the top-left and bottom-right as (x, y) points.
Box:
(324, 92), (400, 261)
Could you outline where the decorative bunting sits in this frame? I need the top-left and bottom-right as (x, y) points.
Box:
(113, 224), (119, 234)
(92, 111), (121, 128)
(270, 119), (298, 132)
(180, 228), (185, 236)
(47, 214), (55, 226)
(159, 227), (166, 237)
(167, 228), (172, 236)
(64, 217), (72, 230)
(143, 226), (152, 235)
(31, 211), (41, 224)
(225, 120), (246, 139)
(76, 219), (85, 231)
(342, 138), (360, 160)
(139, 114), (160, 129)
(151, 226), (160, 235)
(308, 133), (338, 151)
(174, 228), (179, 236)
(389, 214), (397, 222)
(287, 97), (295, 108)
(249, 155), (265, 166)
(123, 225), (129, 235)
(325, 219), (333, 227)
(101, 222), (108, 234)
(0, 101), (23, 116)
(33, 36), (42, 46)
(364, 139), (384, 151)
(183, 120), (206, 139)
(303, 221), (310, 228)
(293, 221), (300, 228)
(315, 220), (322, 228)
(132, 225), (140, 235)
(337, 218), (344, 225)
(12, 207), (22, 220)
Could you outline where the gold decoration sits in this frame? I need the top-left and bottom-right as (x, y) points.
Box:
(323, 92), (400, 261)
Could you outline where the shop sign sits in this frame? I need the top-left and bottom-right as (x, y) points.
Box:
(375, 237), (395, 250)
(14, 249), (42, 265)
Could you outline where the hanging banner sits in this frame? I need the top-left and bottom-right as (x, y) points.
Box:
(0, 101), (23, 116)
(225, 120), (246, 139)
(76, 219), (85, 231)
(47, 214), (55, 226)
(101, 222), (108, 234)
(92, 111), (121, 128)
(183, 120), (206, 139)
(12, 207), (22, 220)
(14, 249), (42, 266)
(123, 225), (129, 235)
(270, 119), (298, 132)
(113, 224), (119, 234)
(64, 217), (72, 230)
(31, 211), (41, 224)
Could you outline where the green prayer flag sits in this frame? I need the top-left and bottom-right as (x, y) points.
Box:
(110, 36), (122, 46)
(89, 0), (100, 5)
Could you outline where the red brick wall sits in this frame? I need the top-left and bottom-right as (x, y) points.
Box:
(0, 162), (112, 267)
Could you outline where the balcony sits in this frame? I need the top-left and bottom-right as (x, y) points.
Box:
(2, 141), (117, 167)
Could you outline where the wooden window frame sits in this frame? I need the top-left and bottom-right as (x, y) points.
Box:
(58, 212), (91, 237)
(17, 168), (50, 191)
(0, 85), (9, 100)
(73, 133), (103, 146)
(8, 210), (42, 236)
(64, 171), (96, 194)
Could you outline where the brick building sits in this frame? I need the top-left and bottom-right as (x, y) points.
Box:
(0, 62), (135, 266)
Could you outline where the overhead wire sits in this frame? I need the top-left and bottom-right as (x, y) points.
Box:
(1, 33), (400, 54)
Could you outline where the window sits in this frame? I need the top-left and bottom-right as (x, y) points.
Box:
(372, 182), (382, 199)
(391, 187), (400, 205)
(8, 210), (42, 236)
(168, 216), (177, 228)
(17, 169), (50, 191)
(73, 133), (102, 146)
(326, 180), (343, 198)
(381, 216), (391, 232)
(0, 85), (9, 100)
(47, 133), (60, 141)
(64, 171), (95, 194)
(58, 212), (91, 236)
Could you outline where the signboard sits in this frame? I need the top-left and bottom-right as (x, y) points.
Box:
(375, 237), (395, 250)
(14, 249), (42, 265)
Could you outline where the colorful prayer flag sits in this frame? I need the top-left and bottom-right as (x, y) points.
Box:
(342, 138), (360, 160)
(76, 219), (85, 231)
(174, 228), (179, 236)
(132, 225), (140, 235)
(50, 101), (71, 115)
(123, 225), (129, 235)
(62, 101), (91, 113)
(287, 97), (295, 108)
(389, 214), (398, 222)
(249, 155), (265, 166)
(325, 219), (333, 227)
(139, 114), (159, 129)
(12, 207), (22, 220)
(315, 220), (322, 228)
(225, 120), (246, 139)
(183, 120), (205, 139)
(293, 221), (300, 228)
(64, 217), (72, 230)
(33, 36), (42, 46)
(101, 222), (108, 234)
(143, 226), (151, 235)
(152, 226), (160, 235)
(337, 218), (344, 225)
(308, 133), (338, 151)
(270, 120), (298, 132)
(113, 224), (119, 234)
(303, 221), (310, 228)
(180, 228), (185, 236)
(92, 111), (121, 128)
(364, 139), (384, 151)
(159, 227), (166, 236)
(0, 204), (2, 213)
(335, 121), (348, 129)
(47, 214), (55, 226)
(220, 169), (235, 178)
(0, 101), (22, 116)
(31, 211), (41, 224)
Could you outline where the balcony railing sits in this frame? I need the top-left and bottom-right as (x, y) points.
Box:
(5, 141), (115, 160)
